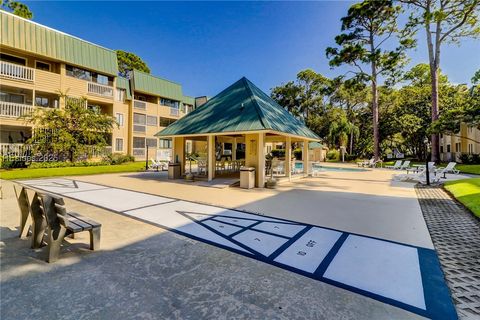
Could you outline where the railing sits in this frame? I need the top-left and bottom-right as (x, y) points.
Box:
(87, 82), (113, 98)
(0, 61), (35, 82)
(133, 148), (145, 156)
(134, 100), (146, 110)
(0, 143), (29, 157)
(0, 101), (34, 118)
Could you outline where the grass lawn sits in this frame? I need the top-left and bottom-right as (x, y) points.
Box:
(0, 161), (146, 180)
(456, 164), (480, 175)
(444, 178), (480, 218)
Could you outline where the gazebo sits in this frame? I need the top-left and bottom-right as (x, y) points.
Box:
(155, 77), (320, 187)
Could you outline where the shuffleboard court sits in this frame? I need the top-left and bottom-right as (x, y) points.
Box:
(19, 178), (457, 319)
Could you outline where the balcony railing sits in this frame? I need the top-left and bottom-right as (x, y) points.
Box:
(134, 100), (147, 110)
(0, 101), (34, 118)
(133, 148), (145, 156)
(0, 61), (35, 82)
(0, 143), (29, 157)
(87, 82), (113, 98)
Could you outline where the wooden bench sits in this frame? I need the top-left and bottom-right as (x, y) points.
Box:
(14, 185), (101, 263)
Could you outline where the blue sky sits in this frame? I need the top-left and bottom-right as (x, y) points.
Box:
(25, 1), (480, 97)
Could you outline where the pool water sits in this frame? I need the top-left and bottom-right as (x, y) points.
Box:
(294, 163), (368, 172)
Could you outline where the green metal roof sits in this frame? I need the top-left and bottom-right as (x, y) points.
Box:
(0, 11), (118, 76)
(132, 70), (183, 101)
(116, 77), (132, 100)
(182, 95), (195, 105)
(156, 77), (320, 140)
(309, 142), (324, 149)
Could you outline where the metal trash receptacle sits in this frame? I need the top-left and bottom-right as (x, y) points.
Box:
(240, 166), (255, 189)
(168, 163), (181, 179)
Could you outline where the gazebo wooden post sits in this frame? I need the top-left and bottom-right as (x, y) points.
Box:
(257, 132), (265, 187)
(232, 137), (237, 161)
(207, 135), (215, 181)
(286, 136), (292, 181)
(303, 140), (310, 176)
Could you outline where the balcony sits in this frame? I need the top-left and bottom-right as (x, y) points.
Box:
(134, 100), (147, 110)
(0, 61), (35, 82)
(0, 101), (34, 118)
(0, 143), (29, 157)
(87, 82), (113, 98)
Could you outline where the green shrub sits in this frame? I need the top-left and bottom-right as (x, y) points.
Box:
(459, 153), (480, 164)
(326, 150), (339, 161)
(293, 148), (302, 160)
(28, 161), (111, 169)
(344, 154), (357, 161)
(105, 153), (135, 165)
(271, 149), (285, 158)
(1, 157), (27, 169)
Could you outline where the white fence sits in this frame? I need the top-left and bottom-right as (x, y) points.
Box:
(87, 82), (114, 98)
(0, 101), (34, 118)
(0, 61), (35, 81)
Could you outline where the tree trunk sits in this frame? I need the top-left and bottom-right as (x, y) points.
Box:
(349, 130), (354, 155)
(370, 34), (380, 161)
(430, 65), (440, 162)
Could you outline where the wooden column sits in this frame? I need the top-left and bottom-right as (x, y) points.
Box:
(173, 137), (185, 175)
(303, 140), (310, 176)
(257, 132), (265, 187)
(207, 135), (215, 181)
(286, 136), (292, 181)
(232, 138), (237, 161)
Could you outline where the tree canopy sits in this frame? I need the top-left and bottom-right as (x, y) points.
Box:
(1, 0), (32, 19)
(116, 50), (151, 78)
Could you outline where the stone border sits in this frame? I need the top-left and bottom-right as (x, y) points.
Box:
(416, 185), (480, 319)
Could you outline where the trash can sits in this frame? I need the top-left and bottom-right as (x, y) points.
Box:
(168, 163), (181, 179)
(240, 166), (255, 189)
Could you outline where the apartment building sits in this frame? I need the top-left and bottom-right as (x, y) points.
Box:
(0, 11), (197, 160)
(439, 124), (480, 162)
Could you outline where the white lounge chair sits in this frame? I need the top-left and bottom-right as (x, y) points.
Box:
(365, 158), (379, 168)
(435, 162), (460, 178)
(386, 160), (402, 170)
(272, 160), (285, 175)
(399, 160), (411, 170)
(148, 158), (161, 171)
(394, 167), (440, 184)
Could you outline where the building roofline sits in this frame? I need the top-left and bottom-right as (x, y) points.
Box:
(1, 10), (115, 53)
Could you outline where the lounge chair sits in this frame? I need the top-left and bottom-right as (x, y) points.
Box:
(435, 162), (460, 178)
(272, 160), (285, 175)
(148, 158), (161, 171)
(386, 160), (402, 170)
(399, 160), (411, 170)
(406, 162), (435, 174)
(394, 167), (440, 184)
(365, 158), (379, 168)
(357, 159), (370, 167)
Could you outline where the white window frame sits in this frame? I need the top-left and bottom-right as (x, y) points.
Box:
(115, 112), (125, 127)
(115, 138), (124, 152)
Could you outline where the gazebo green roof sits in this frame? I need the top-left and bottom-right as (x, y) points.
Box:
(156, 77), (320, 140)
(309, 142), (324, 149)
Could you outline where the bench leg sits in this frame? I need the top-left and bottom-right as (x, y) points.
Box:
(89, 227), (101, 250)
(46, 226), (67, 263)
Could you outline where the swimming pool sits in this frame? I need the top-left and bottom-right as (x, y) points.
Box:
(294, 163), (368, 172)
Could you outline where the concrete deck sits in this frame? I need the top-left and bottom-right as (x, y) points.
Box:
(1, 164), (463, 319)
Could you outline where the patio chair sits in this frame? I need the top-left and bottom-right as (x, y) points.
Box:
(197, 159), (207, 175)
(148, 158), (160, 171)
(38, 193), (101, 263)
(216, 159), (226, 173)
(14, 185), (47, 247)
(435, 162), (460, 178)
(406, 162), (435, 174)
(386, 160), (402, 170)
(272, 160), (285, 175)
(399, 160), (411, 170)
(365, 158), (379, 168)
(394, 167), (440, 184)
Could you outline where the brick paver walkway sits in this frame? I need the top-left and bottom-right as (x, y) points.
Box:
(416, 185), (480, 319)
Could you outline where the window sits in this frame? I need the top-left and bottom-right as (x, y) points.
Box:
(159, 117), (176, 127)
(468, 144), (473, 154)
(116, 89), (126, 102)
(133, 137), (145, 148)
(0, 53), (26, 65)
(115, 113), (124, 126)
(455, 142), (461, 153)
(134, 100), (146, 110)
(0, 92), (25, 103)
(447, 144), (451, 153)
(133, 113), (146, 133)
(159, 139), (172, 149)
(115, 138), (124, 152)
(146, 138), (157, 148)
(35, 96), (49, 108)
(160, 98), (179, 109)
(96, 74), (109, 85)
(147, 116), (158, 126)
(35, 61), (51, 71)
(440, 146), (444, 153)
(66, 65), (91, 81)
